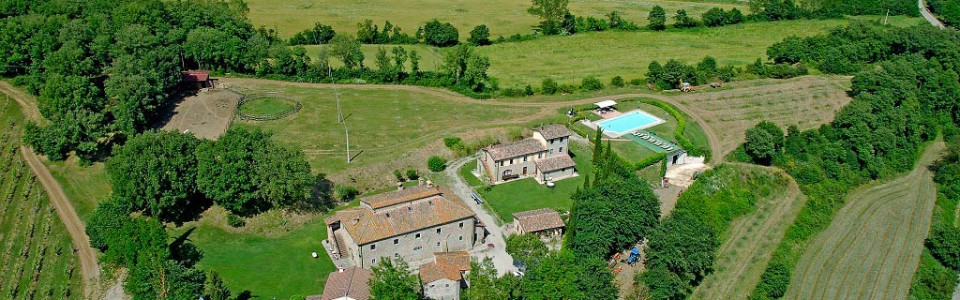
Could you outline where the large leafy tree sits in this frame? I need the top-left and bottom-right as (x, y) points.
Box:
(528, 0), (570, 35)
(369, 259), (421, 300)
(465, 258), (510, 300)
(106, 130), (201, 221)
(195, 128), (311, 215)
(521, 251), (617, 300)
(330, 34), (364, 69)
(647, 6), (667, 31)
(744, 121), (784, 165)
(506, 233), (549, 268)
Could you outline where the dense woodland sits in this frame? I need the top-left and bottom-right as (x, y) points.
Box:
(736, 23), (960, 299)
(927, 0), (960, 28)
(913, 127), (960, 299)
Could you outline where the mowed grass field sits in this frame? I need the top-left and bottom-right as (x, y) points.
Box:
(784, 140), (945, 300)
(0, 94), (83, 299)
(691, 164), (807, 300)
(479, 19), (849, 87)
(670, 75), (852, 159)
(223, 78), (534, 188)
(244, 0), (747, 38)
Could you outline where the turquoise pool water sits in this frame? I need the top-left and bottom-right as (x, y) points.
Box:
(597, 110), (663, 135)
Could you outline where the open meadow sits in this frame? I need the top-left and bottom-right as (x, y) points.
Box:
(0, 94), (83, 299)
(244, 0), (747, 38)
(784, 140), (945, 300)
(479, 19), (850, 87)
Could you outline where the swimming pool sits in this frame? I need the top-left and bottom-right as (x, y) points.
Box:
(596, 110), (665, 136)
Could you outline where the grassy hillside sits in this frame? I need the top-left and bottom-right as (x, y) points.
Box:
(784, 140), (944, 300)
(0, 93), (83, 299)
(243, 0), (747, 38)
(479, 19), (849, 87)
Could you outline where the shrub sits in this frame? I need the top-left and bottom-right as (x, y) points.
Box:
(541, 78), (559, 94)
(406, 169), (419, 180)
(336, 185), (359, 201)
(289, 23), (336, 45)
(581, 76), (603, 91)
(468, 24), (491, 46)
(558, 84), (578, 94)
(524, 85), (535, 96)
(444, 136), (463, 148)
(423, 19), (459, 47)
(227, 213), (246, 227)
(428, 156), (447, 172)
(673, 9), (699, 28)
(394, 170), (404, 181)
(629, 78), (645, 86)
(610, 76), (625, 87)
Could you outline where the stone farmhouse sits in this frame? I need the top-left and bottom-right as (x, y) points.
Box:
(513, 208), (565, 239)
(419, 251), (472, 300)
(324, 185), (485, 269)
(477, 125), (577, 184)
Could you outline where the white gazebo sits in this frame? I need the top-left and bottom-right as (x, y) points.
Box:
(595, 100), (617, 109)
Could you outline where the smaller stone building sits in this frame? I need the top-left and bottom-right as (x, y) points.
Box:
(420, 252), (472, 300)
(309, 267), (371, 300)
(477, 125), (577, 184)
(513, 208), (565, 238)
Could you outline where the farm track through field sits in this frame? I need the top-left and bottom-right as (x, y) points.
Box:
(691, 163), (807, 300)
(1, 83), (100, 299)
(785, 140), (945, 300)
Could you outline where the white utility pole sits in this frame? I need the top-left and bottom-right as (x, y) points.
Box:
(345, 123), (351, 163)
(329, 65), (343, 123)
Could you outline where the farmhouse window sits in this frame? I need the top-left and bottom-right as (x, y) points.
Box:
(459, 222), (463, 228)
(416, 233), (421, 239)
(370, 244), (376, 250)
(394, 239), (399, 245)
(437, 228), (442, 234)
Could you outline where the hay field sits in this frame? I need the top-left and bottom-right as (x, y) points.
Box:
(691, 164), (807, 300)
(480, 19), (849, 87)
(784, 140), (945, 300)
(244, 0), (747, 38)
(0, 94), (83, 299)
(671, 75), (852, 159)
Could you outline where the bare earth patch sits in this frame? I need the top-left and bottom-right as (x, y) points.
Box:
(160, 89), (240, 140)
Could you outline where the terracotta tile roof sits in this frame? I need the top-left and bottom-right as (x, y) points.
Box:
(513, 208), (565, 233)
(326, 188), (475, 245)
(483, 138), (545, 161)
(360, 185), (442, 210)
(534, 154), (576, 172)
(419, 251), (472, 283)
(314, 267), (371, 300)
(180, 70), (210, 82)
(535, 125), (573, 140)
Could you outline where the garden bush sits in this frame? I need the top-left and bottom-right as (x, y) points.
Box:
(580, 76), (603, 91)
(336, 185), (359, 201)
(427, 156), (447, 172)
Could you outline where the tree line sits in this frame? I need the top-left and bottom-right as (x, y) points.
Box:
(912, 127), (960, 298)
(927, 0), (960, 29)
(731, 23), (960, 299)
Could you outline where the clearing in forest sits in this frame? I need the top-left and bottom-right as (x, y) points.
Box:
(784, 140), (945, 300)
(691, 164), (807, 300)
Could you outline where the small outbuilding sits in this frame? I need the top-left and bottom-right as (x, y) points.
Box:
(180, 70), (215, 88)
(420, 251), (472, 300)
(308, 267), (371, 300)
(513, 208), (565, 238)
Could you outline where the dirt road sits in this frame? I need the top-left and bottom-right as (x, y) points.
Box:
(919, 0), (947, 29)
(443, 156), (518, 276)
(3, 82), (102, 299)
(20, 146), (100, 298)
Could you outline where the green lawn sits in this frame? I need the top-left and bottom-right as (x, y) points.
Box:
(44, 159), (111, 221)
(243, 0), (747, 38)
(460, 160), (483, 187)
(175, 215), (339, 299)
(479, 19), (851, 87)
(239, 96), (298, 116)
(477, 142), (593, 222)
